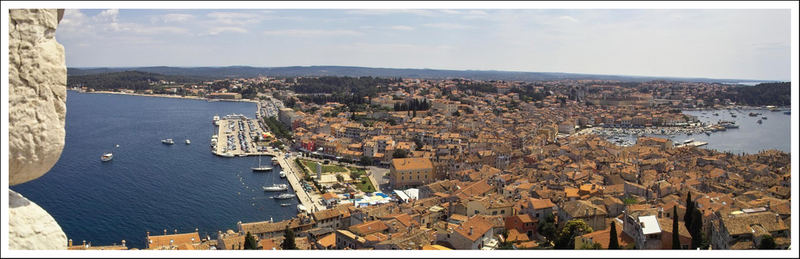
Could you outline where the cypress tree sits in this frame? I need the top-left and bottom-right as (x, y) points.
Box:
(690, 209), (703, 249)
(243, 231), (259, 250)
(608, 221), (619, 249)
(672, 206), (681, 249)
(281, 226), (296, 250)
(683, 192), (693, 234)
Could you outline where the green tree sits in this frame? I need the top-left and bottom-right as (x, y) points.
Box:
(336, 174), (344, 182)
(281, 226), (296, 250)
(672, 206), (681, 249)
(243, 232), (259, 250)
(392, 149), (409, 158)
(689, 209), (703, 249)
(359, 156), (373, 166)
(608, 221), (619, 249)
(555, 219), (593, 249)
(684, 192), (694, 236)
(538, 214), (557, 243)
(758, 235), (776, 249)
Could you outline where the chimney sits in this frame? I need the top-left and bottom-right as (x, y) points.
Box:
(469, 226), (474, 236)
(68, 239), (72, 247)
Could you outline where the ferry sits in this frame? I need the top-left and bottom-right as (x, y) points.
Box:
(273, 193), (296, 199)
(101, 153), (113, 162)
(263, 184), (289, 192)
(161, 139), (174, 145)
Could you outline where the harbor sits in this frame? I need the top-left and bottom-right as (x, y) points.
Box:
(575, 107), (790, 154)
(211, 114), (274, 157)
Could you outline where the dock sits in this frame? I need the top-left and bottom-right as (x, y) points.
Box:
(274, 153), (322, 213)
(212, 115), (272, 157)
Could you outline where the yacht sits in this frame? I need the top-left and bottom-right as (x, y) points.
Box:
(218, 152), (234, 158)
(101, 153), (113, 162)
(273, 193), (296, 199)
(252, 155), (272, 172)
(162, 139), (174, 145)
(279, 171), (286, 178)
(263, 184), (289, 192)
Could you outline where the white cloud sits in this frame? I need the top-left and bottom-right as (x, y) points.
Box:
(263, 29), (362, 37)
(423, 23), (474, 30)
(152, 13), (194, 23)
(558, 15), (579, 23)
(205, 26), (248, 36)
(390, 25), (414, 31)
(207, 12), (263, 25)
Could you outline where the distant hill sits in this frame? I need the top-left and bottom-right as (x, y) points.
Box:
(68, 66), (773, 83)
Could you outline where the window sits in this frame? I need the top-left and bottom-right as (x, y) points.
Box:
(492, 211), (498, 215)
(501, 210), (505, 214)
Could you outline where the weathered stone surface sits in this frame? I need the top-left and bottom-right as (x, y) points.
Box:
(8, 190), (68, 250)
(8, 9), (67, 186)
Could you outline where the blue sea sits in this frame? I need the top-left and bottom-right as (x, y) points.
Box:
(11, 91), (297, 249)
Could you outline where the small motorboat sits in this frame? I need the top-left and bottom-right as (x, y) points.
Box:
(162, 139), (174, 145)
(185, 139), (191, 145)
(280, 203), (291, 207)
(101, 153), (113, 162)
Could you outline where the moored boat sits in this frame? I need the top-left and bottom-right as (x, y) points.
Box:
(263, 184), (288, 192)
(273, 193), (296, 199)
(279, 171), (286, 178)
(162, 138), (174, 145)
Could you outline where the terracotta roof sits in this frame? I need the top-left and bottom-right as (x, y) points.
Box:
(146, 232), (200, 249)
(322, 192), (338, 201)
(421, 244), (452, 250)
(576, 220), (632, 249)
(392, 157), (433, 171)
(720, 211), (787, 236)
(349, 220), (389, 236)
(453, 215), (493, 242)
(529, 198), (556, 210)
(506, 229), (530, 243)
(316, 233), (336, 249)
(259, 238), (279, 250)
(561, 200), (607, 218)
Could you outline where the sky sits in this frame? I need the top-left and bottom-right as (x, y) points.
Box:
(56, 8), (792, 81)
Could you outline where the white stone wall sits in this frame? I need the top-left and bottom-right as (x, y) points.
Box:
(8, 8), (68, 250)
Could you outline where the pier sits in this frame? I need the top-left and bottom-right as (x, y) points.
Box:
(274, 152), (322, 213)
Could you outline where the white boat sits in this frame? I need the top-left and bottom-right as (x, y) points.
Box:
(101, 153), (113, 162)
(252, 155), (272, 172)
(683, 139), (694, 144)
(213, 115), (220, 125)
(185, 139), (191, 145)
(273, 193), (296, 199)
(272, 157), (279, 165)
(161, 139), (174, 145)
(279, 171), (286, 178)
(218, 152), (234, 158)
(297, 204), (309, 213)
(263, 184), (289, 191)
(280, 203), (291, 207)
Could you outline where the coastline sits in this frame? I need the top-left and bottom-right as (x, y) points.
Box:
(71, 89), (259, 104)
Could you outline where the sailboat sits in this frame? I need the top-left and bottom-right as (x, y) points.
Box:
(252, 155), (272, 172)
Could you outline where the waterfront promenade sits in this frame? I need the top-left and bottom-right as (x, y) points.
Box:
(274, 152), (324, 213)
